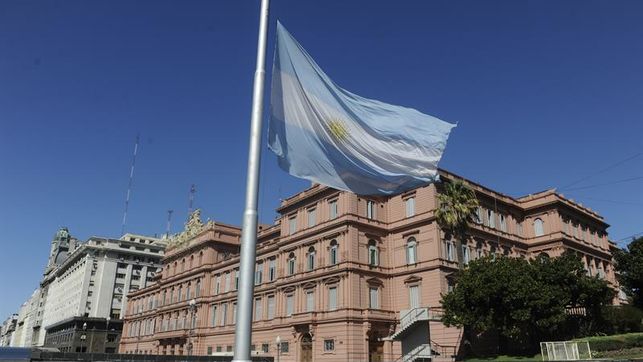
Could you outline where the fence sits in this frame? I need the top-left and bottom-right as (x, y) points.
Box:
(540, 341), (592, 361)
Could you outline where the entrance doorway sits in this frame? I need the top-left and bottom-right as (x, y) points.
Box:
(300, 333), (313, 362)
(369, 338), (384, 362)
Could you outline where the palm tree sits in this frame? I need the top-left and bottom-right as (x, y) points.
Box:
(435, 180), (479, 267)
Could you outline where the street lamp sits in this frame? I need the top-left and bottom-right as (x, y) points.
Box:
(81, 322), (87, 353)
(188, 299), (197, 356)
(275, 335), (281, 362)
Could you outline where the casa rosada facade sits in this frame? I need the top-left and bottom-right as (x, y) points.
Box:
(119, 170), (618, 361)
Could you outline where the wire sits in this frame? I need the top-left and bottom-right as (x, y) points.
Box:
(562, 175), (643, 192)
(565, 195), (643, 206)
(559, 151), (643, 191)
(616, 231), (643, 242)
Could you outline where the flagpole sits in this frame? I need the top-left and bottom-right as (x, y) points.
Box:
(233, 0), (270, 361)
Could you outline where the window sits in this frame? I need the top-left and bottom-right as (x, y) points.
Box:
(405, 197), (415, 217)
(306, 290), (314, 312)
(286, 294), (294, 316)
(329, 240), (339, 265)
(328, 287), (337, 310)
(406, 237), (417, 264)
(210, 305), (217, 327)
(329, 199), (338, 219)
(232, 303), (237, 324)
(267, 295), (275, 319)
(499, 214), (507, 232)
(488, 209), (496, 228)
(289, 215), (297, 235)
(255, 262), (263, 285)
(307, 207), (316, 227)
(268, 258), (276, 281)
(262, 344), (269, 353)
(534, 218), (544, 236)
(369, 287), (379, 309)
(214, 275), (221, 295)
(444, 240), (455, 261)
(196, 279), (201, 297)
(324, 339), (335, 352)
(462, 245), (470, 265)
(366, 200), (375, 219)
(516, 220), (523, 236)
(307, 247), (315, 271)
(254, 298), (262, 321)
(186, 284), (191, 300)
(287, 253), (296, 275)
(178, 286), (183, 301)
(409, 285), (420, 309)
(281, 342), (289, 353)
(475, 207), (483, 224)
(368, 240), (379, 266)
(234, 269), (239, 290)
(207, 346), (212, 355)
(221, 304), (228, 326)
(224, 272), (231, 292)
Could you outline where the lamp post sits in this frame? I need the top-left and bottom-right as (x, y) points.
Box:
(81, 322), (87, 353)
(275, 336), (281, 362)
(188, 299), (196, 356)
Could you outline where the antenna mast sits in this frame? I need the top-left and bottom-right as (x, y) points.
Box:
(121, 134), (140, 236)
(188, 184), (196, 214)
(166, 209), (174, 238)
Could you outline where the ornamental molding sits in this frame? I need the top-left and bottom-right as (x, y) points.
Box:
(167, 209), (215, 251)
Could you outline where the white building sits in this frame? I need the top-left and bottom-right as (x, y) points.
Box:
(9, 289), (39, 347)
(2, 228), (167, 347)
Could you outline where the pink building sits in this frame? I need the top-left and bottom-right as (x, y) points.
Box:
(119, 170), (617, 361)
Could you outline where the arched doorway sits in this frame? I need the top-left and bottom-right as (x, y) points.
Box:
(300, 333), (313, 362)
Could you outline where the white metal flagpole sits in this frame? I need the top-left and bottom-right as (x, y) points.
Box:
(233, 0), (270, 361)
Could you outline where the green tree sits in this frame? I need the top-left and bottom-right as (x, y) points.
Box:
(441, 253), (615, 354)
(435, 180), (479, 266)
(613, 237), (643, 308)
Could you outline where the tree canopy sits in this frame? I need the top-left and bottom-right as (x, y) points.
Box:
(441, 253), (615, 352)
(614, 237), (643, 308)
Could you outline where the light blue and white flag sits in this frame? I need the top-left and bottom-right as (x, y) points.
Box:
(268, 22), (456, 195)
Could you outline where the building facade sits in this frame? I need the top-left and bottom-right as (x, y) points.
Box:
(119, 170), (617, 362)
(2, 229), (167, 349)
(44, 317), (123, 353)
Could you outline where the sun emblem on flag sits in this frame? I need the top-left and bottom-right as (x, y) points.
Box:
(328, 118), (349, 142)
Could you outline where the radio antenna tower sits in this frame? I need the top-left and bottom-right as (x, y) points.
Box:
(165, 209), (174, 238)
(188, 184), (196, 214)
(121, 134), (140, 236)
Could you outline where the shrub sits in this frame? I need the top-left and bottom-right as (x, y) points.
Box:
(601, 305), (643, 334)
(576, 332), (643, 352)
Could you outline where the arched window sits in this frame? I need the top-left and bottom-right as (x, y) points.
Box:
(199, 251), (204, 265)
(178, 285), (183, 301)
(329, 240), (339, 265)
(534, 218), (544, 236)
(196, 279), (201, 297)
(186, 283), (191, 300)
(190, 255), (194, 268)
(307, 247), (316, 271)
(406, 237), (417, 265)
(181, 258), (186, 272)
(368, 240), (379, 266)
(287, 252), (296, 275)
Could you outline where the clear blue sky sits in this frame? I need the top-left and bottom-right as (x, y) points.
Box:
(1, 0), (642, 319)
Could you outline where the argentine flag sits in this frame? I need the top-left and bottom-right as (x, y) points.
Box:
(268, 22), (456, 195)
